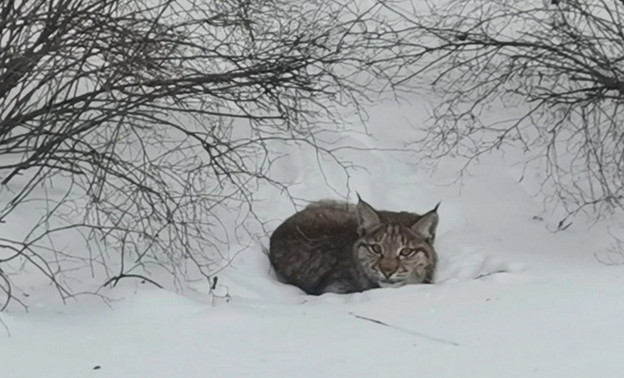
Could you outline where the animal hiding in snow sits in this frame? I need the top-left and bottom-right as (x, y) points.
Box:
(269, 197), (439, 294)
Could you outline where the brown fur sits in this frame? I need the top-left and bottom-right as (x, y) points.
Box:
(269, 198), (439, 294)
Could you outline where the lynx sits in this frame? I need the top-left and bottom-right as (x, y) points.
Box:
(269, 197), (439, 294)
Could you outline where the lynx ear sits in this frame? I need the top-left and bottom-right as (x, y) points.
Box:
(355, 196), (381, 236)
(411, 203), (439, 243)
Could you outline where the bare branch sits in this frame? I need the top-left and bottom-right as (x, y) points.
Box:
(0, 0), (419, 309)
(400, 0), (624, 220)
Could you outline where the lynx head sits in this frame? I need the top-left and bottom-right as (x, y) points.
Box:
(353, 197), (439, 288)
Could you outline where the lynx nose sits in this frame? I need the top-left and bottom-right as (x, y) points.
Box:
(381, 269), (395, 279)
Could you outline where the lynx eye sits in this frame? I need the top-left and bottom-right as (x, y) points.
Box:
(399, 248), (421, 258)
(369, 244), (382, 254)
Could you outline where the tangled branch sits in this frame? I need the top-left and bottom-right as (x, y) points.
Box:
(0, 0), (418, 309)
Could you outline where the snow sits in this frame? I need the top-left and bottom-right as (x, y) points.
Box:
(3, 45), (624, 378)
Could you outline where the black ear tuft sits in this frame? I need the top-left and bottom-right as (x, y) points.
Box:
(433, 201), (441, 212)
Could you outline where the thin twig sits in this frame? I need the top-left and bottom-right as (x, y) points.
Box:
(0, 314), (11, 338)
(349, 312), (460, 347)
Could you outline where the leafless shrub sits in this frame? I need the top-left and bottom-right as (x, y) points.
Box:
(0, 0), (416, 309)
(392, 0), (624, 222)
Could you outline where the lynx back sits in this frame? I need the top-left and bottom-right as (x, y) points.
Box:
(269, 197), (439, 294)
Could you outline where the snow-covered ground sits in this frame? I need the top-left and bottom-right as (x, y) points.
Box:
(2, 91), (623, 378)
